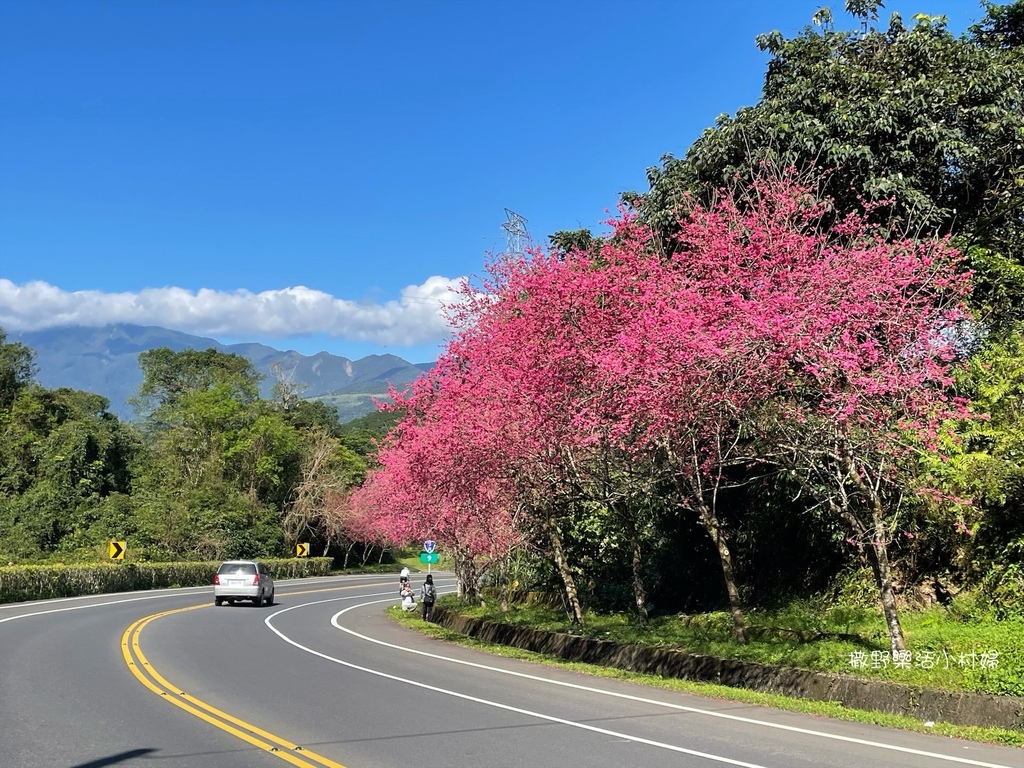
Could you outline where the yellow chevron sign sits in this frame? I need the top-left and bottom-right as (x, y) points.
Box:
(109, 540), (126, 560)
(296, 542), (309, 557)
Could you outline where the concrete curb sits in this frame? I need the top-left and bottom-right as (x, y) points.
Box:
(431, 607), (1024, 731)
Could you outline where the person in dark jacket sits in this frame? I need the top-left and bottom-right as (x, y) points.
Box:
(420, 574), (437, 621)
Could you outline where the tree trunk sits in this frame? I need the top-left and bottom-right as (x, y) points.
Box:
(547, 516), (585, 625)
(696, 500), (747, 645)
(343, 541), (355, 569)
(841, 451), (906, 653)
(615, 500), (648, 627)
(865, 524), (906, 652)
(458, 555), (478, 601)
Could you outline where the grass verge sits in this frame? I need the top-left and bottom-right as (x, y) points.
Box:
(449, 598), (1024, 697)
(386, 603), (1024, 748)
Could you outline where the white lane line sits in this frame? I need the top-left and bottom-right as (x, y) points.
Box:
(266, 595), (769, 768)
(270, 594), (1013, 768)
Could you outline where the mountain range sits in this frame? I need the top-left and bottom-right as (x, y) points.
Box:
(9, 324), (433, 422)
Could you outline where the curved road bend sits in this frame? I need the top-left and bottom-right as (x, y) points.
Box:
(1, 573), (1020, 768)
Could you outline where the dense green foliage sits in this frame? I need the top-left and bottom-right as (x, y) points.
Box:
(0, 340), (379, 565)
(632, 0), (1023, 321)
(923, 325), (1024, 617)
(0, 331), (139, 561)
(338, 408), (403, 459)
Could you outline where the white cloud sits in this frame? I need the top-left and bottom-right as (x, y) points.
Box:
(0, 278), (465, 347)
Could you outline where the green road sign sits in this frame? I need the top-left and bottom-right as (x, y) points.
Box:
(419, 552), (439, 564)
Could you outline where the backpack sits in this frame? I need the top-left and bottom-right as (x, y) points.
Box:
(423, 583), (437, 602)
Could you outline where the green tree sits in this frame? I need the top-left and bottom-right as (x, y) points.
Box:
(337, 408), (402, 459)
(132, 347), (261, 420)
(0, 328), (35, 409)
(922, 324), (1024, 601)
(634, 1), (1023, 325)
(129, 346), (367, 561)
(282, 397), (344, 437)
(0, 383), (138, 560)
(131, 349), (302, 559)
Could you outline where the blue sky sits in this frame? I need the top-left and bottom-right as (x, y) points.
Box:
(0, 0), (983, 363)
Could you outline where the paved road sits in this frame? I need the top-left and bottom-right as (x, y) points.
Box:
(1, 573), (1020, 768)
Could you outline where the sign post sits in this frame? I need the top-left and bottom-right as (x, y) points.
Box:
(421, 541), (437, 573)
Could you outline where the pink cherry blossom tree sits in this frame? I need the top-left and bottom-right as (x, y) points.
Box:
(442, 233), (682, 626)
(352, 175), (970, 651)
(348, 353), (526, 600)
(624, 179), (973, 651)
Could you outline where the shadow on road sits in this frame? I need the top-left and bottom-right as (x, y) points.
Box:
(70, 748), (157, 767)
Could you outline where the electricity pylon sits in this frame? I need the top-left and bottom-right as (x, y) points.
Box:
(501, 208), (531, 256)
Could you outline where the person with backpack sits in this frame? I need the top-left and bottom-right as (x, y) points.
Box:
(420, 574), (437, 621)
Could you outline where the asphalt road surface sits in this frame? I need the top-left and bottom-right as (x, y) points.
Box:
(1, 573), (1020, 768)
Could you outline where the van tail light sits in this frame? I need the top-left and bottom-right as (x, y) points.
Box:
(253, 574), (261, 585)
(214, 574), (220, 585)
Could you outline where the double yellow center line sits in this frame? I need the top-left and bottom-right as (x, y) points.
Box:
(121, 602), (348, 768)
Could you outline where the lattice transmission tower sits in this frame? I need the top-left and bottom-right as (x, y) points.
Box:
(501, 208), (531, 256)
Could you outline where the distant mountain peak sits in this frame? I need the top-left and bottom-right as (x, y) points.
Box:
(9, 324), (431, 422)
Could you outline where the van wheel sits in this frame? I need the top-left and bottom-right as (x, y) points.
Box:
(265, 589), (274, 606)
(215, 597), (223, 606)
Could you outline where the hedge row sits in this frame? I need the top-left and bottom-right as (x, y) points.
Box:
(0, 558), (334, 604)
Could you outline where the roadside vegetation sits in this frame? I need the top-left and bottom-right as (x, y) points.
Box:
(445, 594), (1024, 697)
(0, 557), (332, 603)
(0, 341), (400, 566)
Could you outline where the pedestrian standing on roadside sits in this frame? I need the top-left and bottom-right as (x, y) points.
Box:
(420, 574), (437, 621)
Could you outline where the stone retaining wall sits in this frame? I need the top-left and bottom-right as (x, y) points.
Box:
(431, 606), (1024, 731)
